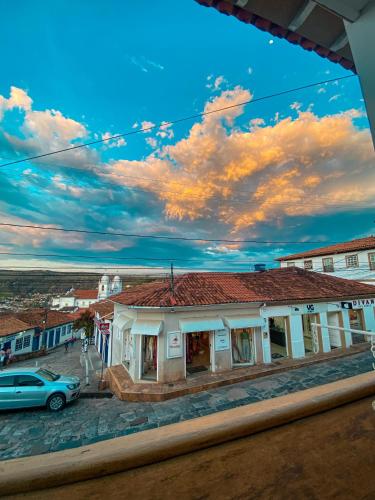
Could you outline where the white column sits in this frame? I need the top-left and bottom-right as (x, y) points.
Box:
(319, 312), (331, 353)
(341, 309), (353, 347)
(345, 1), (375, 147)
(261, 324), (272, 364)
(289, 315), (305, 358)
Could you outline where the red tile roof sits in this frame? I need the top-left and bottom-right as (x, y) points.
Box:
(111, 268), (375, 308)
(90, 300), (114, 319)
(71, 289), (98, 300)
(16, 309), (75, 329)
(0, 316), (33, 338)
(276, 236), (375, 261)
(195, 1), (355, 72)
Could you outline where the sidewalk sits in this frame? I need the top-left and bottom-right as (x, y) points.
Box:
(4, 341), (111, 396)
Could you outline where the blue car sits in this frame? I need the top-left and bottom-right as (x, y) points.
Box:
(0, 367), (80, 411)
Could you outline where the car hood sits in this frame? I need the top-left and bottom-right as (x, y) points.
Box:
(55, 375), (80, 385)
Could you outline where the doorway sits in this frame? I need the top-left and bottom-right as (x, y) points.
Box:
(349, 309), (366, 344)
(327, 312), (342, 349)
(302, 314), (319, 355)
(141, 335), (157, 381)
(269, 317), (289, 360)
(186, 331), (211, 376)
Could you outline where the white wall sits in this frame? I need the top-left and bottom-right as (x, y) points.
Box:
(280, 248), (375, 284)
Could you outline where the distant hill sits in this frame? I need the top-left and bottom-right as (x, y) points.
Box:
(0, 270), (158, 297)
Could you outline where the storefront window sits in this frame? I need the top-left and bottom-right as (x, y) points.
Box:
(231, 328), (254, 365)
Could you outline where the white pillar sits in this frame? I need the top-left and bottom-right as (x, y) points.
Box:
(341, 309), (353, 347)
(345, 1), (375, 147)
(289, 315), (305, 358)
(319, 312), (331, 353)
(362, 307), (375, 332)
(261, 323), (272, 364)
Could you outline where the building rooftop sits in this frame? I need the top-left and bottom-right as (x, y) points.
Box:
(15, 309), (76, 329)
(276, 236), (375, 261)
(111, 267), (375, 308)
(0, 317), (33, 338)
(91, 300), (114, 319)
(195, 0), (356, 72)
(69, 289), (98, 300)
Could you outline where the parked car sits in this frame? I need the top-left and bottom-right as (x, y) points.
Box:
(0, 367), (80, 411)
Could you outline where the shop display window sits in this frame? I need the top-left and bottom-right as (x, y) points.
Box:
(231, 328), (254, 365)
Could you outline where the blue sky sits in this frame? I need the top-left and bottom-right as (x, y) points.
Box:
(0, 0), (374, 275)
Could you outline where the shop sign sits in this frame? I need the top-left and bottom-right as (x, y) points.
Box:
(291, 303), (328, 315)
(99, 322), (110, 335)
(351, 298), (375, 308)
(215, 329), (230, 351)
(167, 331), (183, 359)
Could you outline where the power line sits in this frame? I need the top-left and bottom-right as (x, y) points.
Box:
(0, 74), (355, 169)
(0, 222), (346, 244)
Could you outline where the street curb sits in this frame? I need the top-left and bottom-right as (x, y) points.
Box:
(80, 391), (113, 399)
(0, 371), (374, 497)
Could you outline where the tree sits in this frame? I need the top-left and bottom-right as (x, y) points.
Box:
(73, 310), (94, 338)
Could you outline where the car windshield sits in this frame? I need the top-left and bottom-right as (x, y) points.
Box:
(36, 368), (60, 381)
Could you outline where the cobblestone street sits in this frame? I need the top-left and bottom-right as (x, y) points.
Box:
(0, 349), (373, 461)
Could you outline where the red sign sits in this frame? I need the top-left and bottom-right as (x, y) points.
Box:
(99, 322), (110, 334)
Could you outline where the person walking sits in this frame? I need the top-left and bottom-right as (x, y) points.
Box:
(64, 339), (69, 353)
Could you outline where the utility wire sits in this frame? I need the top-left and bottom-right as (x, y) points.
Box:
(0, 222), (346, 244)
(0, 74), (354, 169)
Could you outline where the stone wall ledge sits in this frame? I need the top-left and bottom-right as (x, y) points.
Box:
(0, 371), (374, 497)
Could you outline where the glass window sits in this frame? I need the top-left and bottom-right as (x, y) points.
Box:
(62, 326), (66, 336)
(304, 260), (313, 270)
(286, 262), (295, 267)
(322, 257), (334, 272)
(346, 254), (359, 268)
(368, 253), (375, 271)
(231, 328), (255, 365)
(67, 324), (72, 334)
(15, 338), (23, 351)
(0, 375), (15, 387)
(23, 335), (31, 348)
(16, 375), (43, 387)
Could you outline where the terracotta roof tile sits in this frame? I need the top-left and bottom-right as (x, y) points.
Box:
(71, 289), (98, 300)
(112, 268), (375, 308)
(0, 317), (33, 337)
(90, 300), (114, 319)
(277, 236), (375, 261)
(15, 309), (74, 329)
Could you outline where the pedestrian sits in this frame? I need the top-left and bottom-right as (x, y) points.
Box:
(64, 339), (69, 353)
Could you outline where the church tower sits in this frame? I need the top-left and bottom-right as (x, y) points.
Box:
(111, 275), (122, 295)
(98, 274), (110, 300)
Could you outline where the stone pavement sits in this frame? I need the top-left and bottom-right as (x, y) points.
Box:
(0, 350), (373, 461)
(1, 340), (105, 391)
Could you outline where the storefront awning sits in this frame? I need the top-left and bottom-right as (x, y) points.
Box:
(179, 318), (225, 334)
(224, 316), (264, 329)
(130, 320), (163, 336)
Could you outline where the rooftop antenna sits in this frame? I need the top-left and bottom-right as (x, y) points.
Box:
(170, 261), (175, 295)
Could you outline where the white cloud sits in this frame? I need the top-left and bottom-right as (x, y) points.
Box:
(329, 94), (341, 102)
(247, 67), (253, 75)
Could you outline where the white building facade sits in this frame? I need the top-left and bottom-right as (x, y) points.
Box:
(51, 275), (123, 310)
(278, 237), (375, 285)
(108, 269), (375, 384)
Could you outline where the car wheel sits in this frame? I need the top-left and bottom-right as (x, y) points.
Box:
(47, 393), (66, 412)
